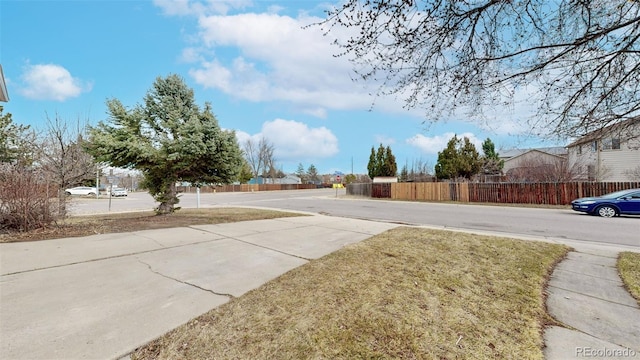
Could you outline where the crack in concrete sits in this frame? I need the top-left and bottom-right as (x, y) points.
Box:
(548, 284), (637, 309)
(2, 237), (227, 276)
(136, 258), (235, 299)
(552, 325), (640, 353)
(552, 267), (621, 282)
(190, 226), (313, 261)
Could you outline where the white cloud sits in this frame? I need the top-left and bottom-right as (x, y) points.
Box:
(300, 107), (327, 118)
(236, 130), (262, 148)
(189, 60), (234, 92)
(175, 10), (384, 117)
(264, 119), (339, 160)
(155, 1), (539, 134)
(235, 119), (339, 161)
(406, 132), (482, 154)
(18, 64), (91, 101)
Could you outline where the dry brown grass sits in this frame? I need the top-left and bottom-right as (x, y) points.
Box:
(618, 252), (640, 305)
(132, 227), (568, 360)
(0, 208), (304, 243)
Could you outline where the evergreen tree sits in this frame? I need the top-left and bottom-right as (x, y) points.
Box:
(435, 136), (461, 180)
(375, 144), (386, 175)
(344, 173), (356, 184)
(399, 164), (409, 182)
(295, 162), (308, 183)
(307, 164), (319, 183)
(238, 160), (253, 184)
(367, 144), (399, 178)
(459, 137), (482, 179)
(385, 146), (397, 176)
(435, 135), (482, 180)
(481, 138), (504, 175)
(87, 74), (243, 214)
(0, 106), (34, 165)
(367, 147), (377, 179)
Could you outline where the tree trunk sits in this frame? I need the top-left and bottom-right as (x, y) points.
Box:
(57, 188), (67, 218)
(156, 182), (179, 215)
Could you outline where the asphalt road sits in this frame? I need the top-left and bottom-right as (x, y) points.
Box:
(69, 188), (640, 248)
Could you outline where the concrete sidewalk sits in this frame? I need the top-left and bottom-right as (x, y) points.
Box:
(1, 214), (638, 359)
(0, 215), (398, 360)
(543, 243), (640, 359)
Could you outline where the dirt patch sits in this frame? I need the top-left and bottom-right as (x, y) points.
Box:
(0, 208), (305, 243)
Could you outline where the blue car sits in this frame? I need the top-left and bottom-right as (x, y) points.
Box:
(571, 188), (640, 217)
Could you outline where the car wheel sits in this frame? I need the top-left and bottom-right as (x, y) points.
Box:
(596, 205), (617, 218)
(65, 191), (71, 196)
(88, 192), (95, 196)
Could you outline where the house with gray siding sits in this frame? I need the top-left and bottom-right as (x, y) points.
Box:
(498, 147), (574, 181)
(567, 119), (640, 181)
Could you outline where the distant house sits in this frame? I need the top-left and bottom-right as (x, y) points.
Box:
(372, 176), (398, 183)
(567, 119), (640, 182)
(500, 147), (570, 181)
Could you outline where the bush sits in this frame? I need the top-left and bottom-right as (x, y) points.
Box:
(0, 164), (63, 232)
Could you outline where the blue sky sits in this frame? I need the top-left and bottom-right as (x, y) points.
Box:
(1, 0), (564, 175)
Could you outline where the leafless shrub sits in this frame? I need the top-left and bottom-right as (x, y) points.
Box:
(624, 166), (640, 181)
(505, 157), (584, 183)
(0, 164), (63, 232)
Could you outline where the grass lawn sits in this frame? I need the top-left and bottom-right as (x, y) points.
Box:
(618, 252), (640, 305)
(0, 208), (304, 243)
(132, 227), (569, 360)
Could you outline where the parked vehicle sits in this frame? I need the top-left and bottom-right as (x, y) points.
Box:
(571, 188), (640, 217)
(110, 188), (128, 197)
(65, 186), (98, 196)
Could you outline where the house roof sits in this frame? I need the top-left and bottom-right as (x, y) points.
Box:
(503, 149), (567, 164)
(567, 117), (640, 147)
(500, 146), (567, 159)
(0, 65), (8, 102)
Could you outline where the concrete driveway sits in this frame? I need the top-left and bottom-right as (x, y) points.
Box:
(0, 215), (398, 360)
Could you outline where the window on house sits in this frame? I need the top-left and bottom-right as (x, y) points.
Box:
(602, 138), (621, 150)
(577, 145), (582, 154)
(591, 141), (598, 152)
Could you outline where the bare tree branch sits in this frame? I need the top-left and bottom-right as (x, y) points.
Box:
(315, 0), (640, 138)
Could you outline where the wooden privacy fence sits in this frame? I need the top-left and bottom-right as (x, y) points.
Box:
(391, 182), (470, 202)
(347, 182), (640, 205)
(177, 184), (317, 193)
(466, 182), (640, 204)
(348, 183), (372, 197)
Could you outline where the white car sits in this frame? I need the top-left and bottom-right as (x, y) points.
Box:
(111, 188), (128, 197)
(65, 186), (98, 196)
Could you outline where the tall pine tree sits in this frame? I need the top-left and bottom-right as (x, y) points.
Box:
(87, 74), (243, 214)
(367, 144), (398, 179)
